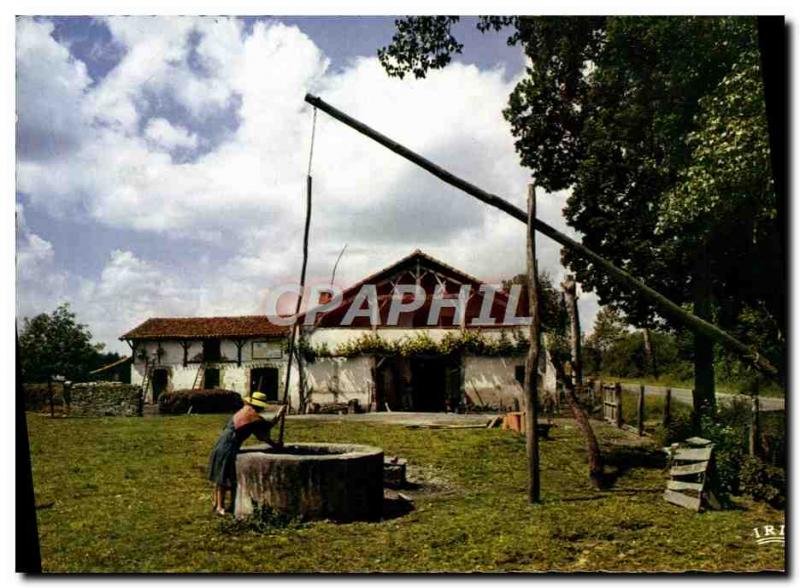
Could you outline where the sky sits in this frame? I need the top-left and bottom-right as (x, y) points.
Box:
(15, 15), (600, 354)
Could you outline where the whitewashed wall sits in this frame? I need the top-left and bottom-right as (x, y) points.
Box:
(462, 350), (558, 411)
(130, 338), (293, 404)
(463, 355), (525, 410)
(304, 356), (375, 409)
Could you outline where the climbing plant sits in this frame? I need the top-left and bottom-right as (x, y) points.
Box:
(302, 329), (530, 361)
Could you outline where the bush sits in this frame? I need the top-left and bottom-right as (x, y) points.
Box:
(740, 456), (785, 509)
(23, 383), (66, 411)
(699, 413), (748, 495)
(653, 411), (694, 447)
(158, 389), (244, 415)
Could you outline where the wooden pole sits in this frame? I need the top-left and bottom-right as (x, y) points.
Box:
(637, 384), (645, 436)
(561, 276), (583, 392)
(48, 377), (53, 418)
(614, 382), (623, 428)
(524, 184), (541, 504)
(304, 93), (776, 376)
(663, 388), (672, 427)
(278, 173), (313, 444)
(749, 393), (761, 457)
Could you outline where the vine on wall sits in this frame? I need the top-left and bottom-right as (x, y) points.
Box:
(300, 329), (529, 361)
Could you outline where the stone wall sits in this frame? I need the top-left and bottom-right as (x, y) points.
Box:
(68, 382), (143, 417)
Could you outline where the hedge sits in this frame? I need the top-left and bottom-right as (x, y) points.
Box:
(158, 389), (244, 415)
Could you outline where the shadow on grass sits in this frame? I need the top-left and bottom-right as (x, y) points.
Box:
(602, 445), (667, 488)
(381, 495), (415, 521)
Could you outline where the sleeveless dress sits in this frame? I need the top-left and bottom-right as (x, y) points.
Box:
(207, 408), (271, 488)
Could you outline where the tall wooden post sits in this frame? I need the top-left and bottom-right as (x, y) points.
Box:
(663, 387), (672, 427)
(637, 384), (645, 436)
(642, 328), (658, 378)
(749, 393), (761, 457)
(561, 275), (583, 393)
(614, 382), (623, 428)
(278, 172), (313, 444)
(524, 183), (541, 504)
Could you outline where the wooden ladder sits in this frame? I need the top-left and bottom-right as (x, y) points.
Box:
(663, 437), (720, 511)
(192, 365), (205, 390)
(141, 358), (154, 403)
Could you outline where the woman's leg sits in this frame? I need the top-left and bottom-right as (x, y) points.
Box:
(215, 485), (225, 513)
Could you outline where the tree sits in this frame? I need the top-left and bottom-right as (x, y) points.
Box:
(585, 306), (628, 354)
(378, 16), (782, 422)
(502, 270), (562, 333)
(18, 303), (104, 383)
(658, 45), (783, 381)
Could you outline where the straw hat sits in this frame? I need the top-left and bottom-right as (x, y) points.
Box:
(244, 391), (270, 408)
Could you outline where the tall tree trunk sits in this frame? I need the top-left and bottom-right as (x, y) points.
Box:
(692, 243), (715, 430)
(525, 184), (541, 503)
(642, 327), (658, 379)
(550, 355), (604, 488)
(561, 276), (583, 391)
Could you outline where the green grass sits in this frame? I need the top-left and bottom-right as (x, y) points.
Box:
(618, 390), (692, 434)
(27, 413), (784, 573)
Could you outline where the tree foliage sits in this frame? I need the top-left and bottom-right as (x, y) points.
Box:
(19, 303), (105, 383)
(585, 306), (628, 353)
(501, 270), (564, 333)
(378, 16), (784, 397)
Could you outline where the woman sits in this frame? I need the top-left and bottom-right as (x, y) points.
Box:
(207, 391), (287, 515)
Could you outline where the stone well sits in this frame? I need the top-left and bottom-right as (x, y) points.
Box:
(234, 443), (384, 521)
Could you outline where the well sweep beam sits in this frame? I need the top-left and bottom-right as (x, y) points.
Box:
(304, 92), (776, 375)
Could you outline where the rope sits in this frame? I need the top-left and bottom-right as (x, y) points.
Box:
(278, 106), (317, 445)
(307, 106), (317, 176)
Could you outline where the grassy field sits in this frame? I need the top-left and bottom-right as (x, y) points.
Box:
(26, 412), (784, 573)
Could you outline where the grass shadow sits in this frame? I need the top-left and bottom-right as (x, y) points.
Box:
(602, 445), (667, 488)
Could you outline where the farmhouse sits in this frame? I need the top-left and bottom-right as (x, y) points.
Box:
(121, 250), (557, 410)
(121, 316), (289, 404)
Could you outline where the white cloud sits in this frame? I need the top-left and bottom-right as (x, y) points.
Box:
(15, 18), (92, 161)
(16, 16), (600, 351)
(144, 118), (199, 151)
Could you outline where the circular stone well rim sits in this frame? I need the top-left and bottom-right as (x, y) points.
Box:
(238, 442), (383, 461)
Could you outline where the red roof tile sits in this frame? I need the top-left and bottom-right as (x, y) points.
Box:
(120, 316), (288, 340)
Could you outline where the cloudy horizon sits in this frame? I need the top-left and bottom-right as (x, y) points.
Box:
(16, 15), (600, 354)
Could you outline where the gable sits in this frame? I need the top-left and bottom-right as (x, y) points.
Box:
(305, 250), (527, 329)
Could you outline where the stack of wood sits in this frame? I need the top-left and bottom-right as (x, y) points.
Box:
(663, 436), (721, 512)
(500, 411), (553, 439)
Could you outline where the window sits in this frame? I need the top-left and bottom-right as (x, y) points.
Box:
(204, 368), (220, 389)
(203, 339), (221, 362)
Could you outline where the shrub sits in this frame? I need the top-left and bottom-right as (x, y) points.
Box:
(699, 413), (748, 495)
(740, 456), (785, 509)
(23, 383), (66, 411)
(653, 411), (694, 447)
(158, 389), (244, 415)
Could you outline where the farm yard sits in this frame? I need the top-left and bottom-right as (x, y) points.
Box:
(27, 412), (784, 573)
(16, 14), (787, 577)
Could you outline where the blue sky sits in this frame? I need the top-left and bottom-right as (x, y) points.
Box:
(16, 16), (597, 352)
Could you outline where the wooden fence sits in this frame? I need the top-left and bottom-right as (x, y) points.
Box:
(586, 379), (782, 461)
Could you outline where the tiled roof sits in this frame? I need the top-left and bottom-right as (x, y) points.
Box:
(120, 316), (288, 340)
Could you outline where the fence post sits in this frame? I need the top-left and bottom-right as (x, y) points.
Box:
(749, 394), (760, 457)
(663, 388), (672, 427)
(637, 384), (645, 436)
(614, 382), (623, 428)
